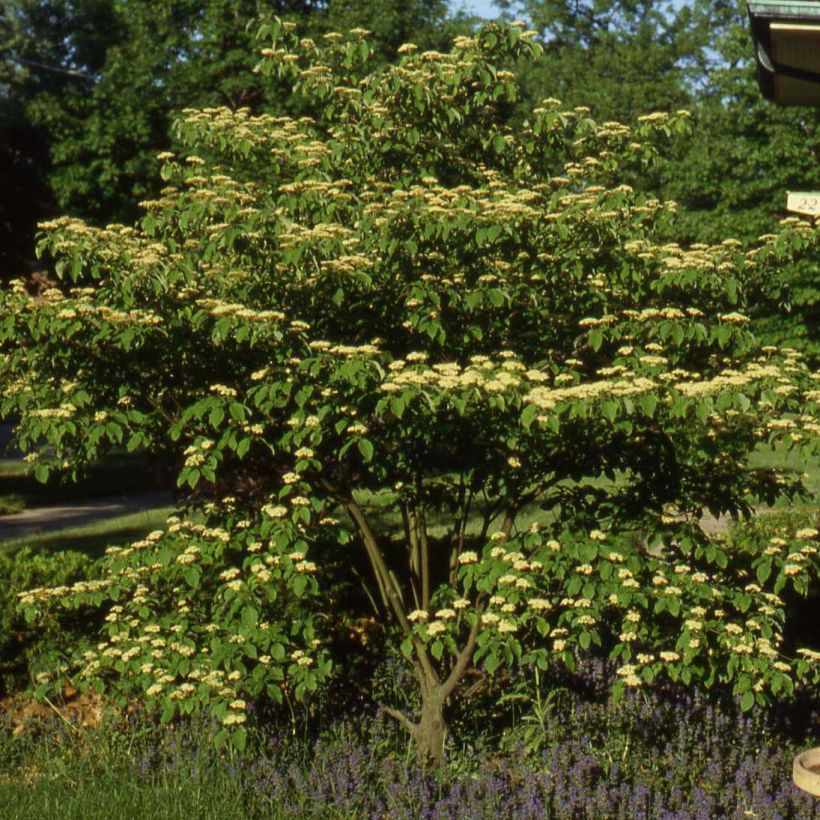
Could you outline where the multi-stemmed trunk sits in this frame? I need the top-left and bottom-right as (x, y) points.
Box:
(330, 480), (485, 768)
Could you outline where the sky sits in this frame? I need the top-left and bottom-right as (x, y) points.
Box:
(449, 0), (504, 19)
(450, 0), (690, 20)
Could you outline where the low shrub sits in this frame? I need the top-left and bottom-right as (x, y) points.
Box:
(0, 547), (98, 697)
(17, 512), (331, 751)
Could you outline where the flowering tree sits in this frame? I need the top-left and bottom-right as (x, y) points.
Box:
(3, 21), (820, 763)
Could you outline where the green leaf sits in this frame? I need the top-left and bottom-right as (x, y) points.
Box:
(242, 605), (259, 629)
(521, 404), (538, 430)
(160, 702), (176, 724)
(601, 400), (618, 422)
(487, 288), (505, 307)
(232, 727), (247, 752)
(755, 561), (772, 585)
(740, 691), (755, 712)
(717, 325), (732, 348)
(589, 328), (603, 351)
(357, 438), (374, 462)
(566, 576), (583, 596)
(389, 396), (405, 418)
(640, 394), (658, 417)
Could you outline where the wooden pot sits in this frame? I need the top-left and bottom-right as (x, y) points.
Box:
(793, 747), (820, 797)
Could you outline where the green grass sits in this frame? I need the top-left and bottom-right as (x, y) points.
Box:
(0, 461), (31, 478)
(0, 494), (26, 516)
(0, 442), (814, 562)
(0, 780), (253, 820)
(748, 444), (820, 503)
(357, 442), (820, 543)
(0, 506), (175, 559)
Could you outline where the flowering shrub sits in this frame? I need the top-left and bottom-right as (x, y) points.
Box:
(430, 522), (820, 711)
(17, 508), (330, 750)
(0, 547), (96, 696)
(2, 20), (819, 760)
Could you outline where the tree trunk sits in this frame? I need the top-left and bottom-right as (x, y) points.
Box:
(413, 686), (447, 768)
(386, 683), (448, 768)
(385, 615), (483, 768)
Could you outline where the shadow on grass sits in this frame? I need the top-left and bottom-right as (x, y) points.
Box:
(0, 454), (166, 511)
(748, 445), (820, 503)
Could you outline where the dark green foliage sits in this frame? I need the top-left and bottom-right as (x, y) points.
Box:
(493, 0), (819, 361)
(656, 3), (820, 362)
(0, 547), (97, 696)
(496, 0), (699, 124)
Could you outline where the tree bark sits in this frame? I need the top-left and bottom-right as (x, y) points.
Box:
(386, 683), (447, 767)
(414, 685), (447, 767)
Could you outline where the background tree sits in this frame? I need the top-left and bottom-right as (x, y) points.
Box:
(1, 0), (121, 277)
(0, 0), (472, 277)
(493, 0), (701, 123)
(656, 0), (820, 361)
(490, 0), (819, 360)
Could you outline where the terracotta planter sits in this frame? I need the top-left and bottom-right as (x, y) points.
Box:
(793, 747), (820, 797)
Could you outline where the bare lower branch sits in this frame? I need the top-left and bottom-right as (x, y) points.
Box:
(419, 506), (431, 610)
(449, 480), (473, 585)
(319, 478), (395, 619)
(441, 605), (484, 700)
(383, 706), (417, 735)
(319, 478), (439, 685)
(401, 503), (421, 609)
(501, 507), (517, 538)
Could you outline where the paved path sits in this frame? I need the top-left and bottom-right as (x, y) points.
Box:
(699, 512), (733, 535)
(0, 491), (175, 543)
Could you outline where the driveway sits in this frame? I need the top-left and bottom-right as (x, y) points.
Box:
(0, 491), (174, 543)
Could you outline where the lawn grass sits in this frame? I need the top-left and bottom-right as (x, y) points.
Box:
(0, 506), (175, 559)
(0, 494), (26, 516)
(357, 442), (820, 543)
(0, 442), (814, 562)
(0, 461), (31, 478)
(0, 780), (251, 820)
(749, 443), (820, 503)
